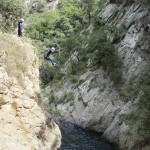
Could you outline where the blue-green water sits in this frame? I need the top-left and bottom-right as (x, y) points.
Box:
(59, 122), (117, 150)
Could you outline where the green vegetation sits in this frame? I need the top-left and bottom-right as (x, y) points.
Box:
(136, 88), (150, 138)
(57, 92), (74, 104)
(125, 64), (150, 139)
(25, 0), (123, 87)
(122, 24), (150, 138)
(68, 75), (78, 83)
(43, 102), (61, 117)
(26, 10), (60, 45)
(47, 91), (74, 105)
(78, 0), (100, 24)
(118, 78), (138, 102)
(26, 0), (85, 85)
(70, 60), (87, 75)
(124, 29), (150, 139)
(48, 93), (55, 103)
(135, 65), (150, 138)
(0, 0), (27, 30)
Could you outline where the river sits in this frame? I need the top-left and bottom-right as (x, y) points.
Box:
(59, 122), (118, 150)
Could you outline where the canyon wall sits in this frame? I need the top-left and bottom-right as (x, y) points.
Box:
(0, 33), (61, 150)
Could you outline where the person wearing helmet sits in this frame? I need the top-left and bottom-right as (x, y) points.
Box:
(44, 47), (56, 67)
(18, 18), (24, 37)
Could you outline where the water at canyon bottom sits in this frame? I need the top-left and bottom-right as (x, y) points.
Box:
(59, 122), (118, 150)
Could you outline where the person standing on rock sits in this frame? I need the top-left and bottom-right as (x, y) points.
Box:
(18, 18), (24, 37)
(44, 47), (56, 67)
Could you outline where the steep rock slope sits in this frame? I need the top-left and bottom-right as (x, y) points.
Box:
(0, 33), (61, 150)
(41, 2), (150, 150)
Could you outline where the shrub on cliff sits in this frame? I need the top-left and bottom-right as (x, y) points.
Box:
(29, 0), (46, 13)
(126, 64), (150, 139)
(68, 28), (123, 85)
(137, 88), (150, 138)
(136, 65), (150, 138)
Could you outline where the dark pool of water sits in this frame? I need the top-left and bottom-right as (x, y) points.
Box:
(59, 122), (117, 150)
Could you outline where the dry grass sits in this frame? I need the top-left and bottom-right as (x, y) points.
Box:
(0, 95), (8, 107)
(0, 33), (34, 87)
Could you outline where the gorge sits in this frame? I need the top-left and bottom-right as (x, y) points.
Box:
(0, 0), (150, 150)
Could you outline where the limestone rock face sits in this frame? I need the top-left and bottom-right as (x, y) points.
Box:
(0, 33), (61, 150)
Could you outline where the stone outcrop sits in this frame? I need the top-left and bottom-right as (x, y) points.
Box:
(24, 0), (59, 11)
(0, 33), (61, 150)
(46, 0), (59, 9)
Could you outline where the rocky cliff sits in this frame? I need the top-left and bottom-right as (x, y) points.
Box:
(0, 33), (61, 150)
(41, 2), (150, 150)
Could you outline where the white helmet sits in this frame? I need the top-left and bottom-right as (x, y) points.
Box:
(51, 47), (55, 50)
(20, 18), (24, 22)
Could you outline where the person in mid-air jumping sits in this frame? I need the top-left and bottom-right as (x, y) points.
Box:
(44, 47), (56, 67)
